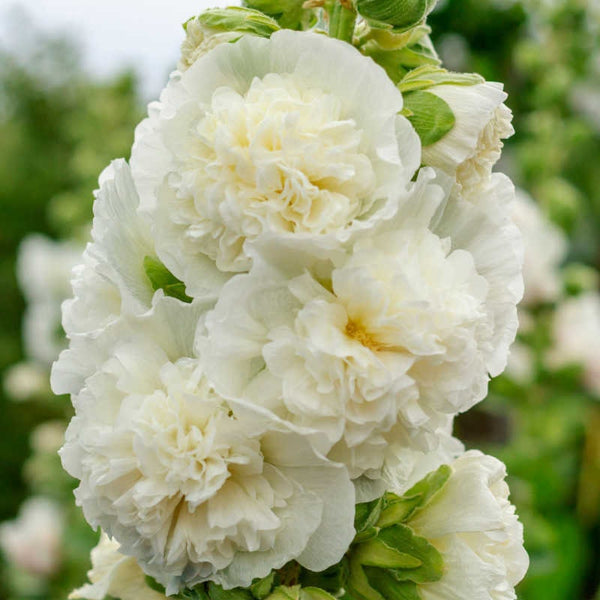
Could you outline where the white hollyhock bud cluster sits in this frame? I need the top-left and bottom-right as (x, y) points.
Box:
(53, 14), (527, 600)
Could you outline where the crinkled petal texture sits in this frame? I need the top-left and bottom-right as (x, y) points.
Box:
(422, 82), (513, 190)
(131, 29), (420, 289)
(201, 169), (522, 482)
(59, 294), (354, 594)
(403, 451), (529, 600)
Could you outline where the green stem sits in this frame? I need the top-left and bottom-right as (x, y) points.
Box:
(326, 0), (357, 43)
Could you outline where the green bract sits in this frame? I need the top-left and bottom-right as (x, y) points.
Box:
(345, 466), (451, 600)
(403, 90), (456, 146)
(143, 256), (192, 303)
(191, 7), (280, 38)
(357, 0), (437, 32)
(398, 65), (485, 92)
(242, 0), (313, 30)
(358, 26), (440, 83)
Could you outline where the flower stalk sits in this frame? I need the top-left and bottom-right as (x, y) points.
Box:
(325, 0), (357, 42)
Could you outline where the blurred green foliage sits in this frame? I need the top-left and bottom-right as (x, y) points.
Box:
(0, 11), (142, 599)
(430, 1), (600, 597)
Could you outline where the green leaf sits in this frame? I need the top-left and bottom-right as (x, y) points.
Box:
(301, 588), (339, 600)
(378, 465), (451, 527)
(251, 573), (277, 600)
(146, 575), (168, 594)
(143, 255), (192, 303)
(266, 586), (301, 600)
(363, 568), (421, 600)
(180, 587), (211, 600)
(346, 557), (386, 600)
(354, 538), (423, 569)
(300, 564), (345, 594)
(378, 524), (443, 584)
(398, 65), (485, 93)
(196, 7), (280, 38)
(355, 497), (385, 534)
(208, 583), (254, 600)
(357, 0), (431, 33)
(243, 0), (312, 30)
(403, 90), (456, 146)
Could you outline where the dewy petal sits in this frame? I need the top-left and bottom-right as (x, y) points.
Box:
(131, 30), (420, 287)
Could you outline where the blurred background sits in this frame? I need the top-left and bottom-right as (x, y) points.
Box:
(0, 0), (598, 598)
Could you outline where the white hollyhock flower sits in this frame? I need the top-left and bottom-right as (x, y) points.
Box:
(17, 234), (82, 365)
(422, 82), (513, 190)
(58, 294), (354, 594)
(70, 533), (166, 600)
(0, 497), (63, 577)
(131, 29), (420, 288)
(203, 170), (522, 483)
(386, 451), (529, 600)
(547, 292), (600, 396)
(510, 190), (567, 306)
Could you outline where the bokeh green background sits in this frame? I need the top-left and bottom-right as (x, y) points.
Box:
(0, 1), (598, 598)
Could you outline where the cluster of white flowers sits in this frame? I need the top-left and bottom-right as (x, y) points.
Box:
(53, 18), (527, 600)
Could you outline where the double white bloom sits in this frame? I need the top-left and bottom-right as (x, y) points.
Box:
(53, 27), (526, 596)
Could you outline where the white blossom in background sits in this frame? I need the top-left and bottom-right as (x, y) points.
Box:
(55, 294), (354, 594)
(0, 497), (64, 577)
(3, 361), (50, 401)
(385, 451), (529, 600)
(505, 341), (535, 385)
(422, 82), (514, 191)
(203, 169), (523, 486)
(16, 234), (82, 366)
(510, 190), (567, 306)
(70, 534), (166, 600)
(131, 29), (421, 288)
(548, 292), (600, 396)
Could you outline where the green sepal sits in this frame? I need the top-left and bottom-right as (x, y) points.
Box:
(378, 465), (451, 527)
(356, 0), (434, 33)
(242, 0), (313, 30)
(403, 91), (456, 146)
(266, 586), (302, 600)
(378, 524), (443, 584)
(193, 7), (280, 38)
(208, 582), (254, 600)
(146, 575), (168, 594)
(398, 65), (485, 93)
(353, 537), (423, 569)
(251, 573), (277, 600)
(143, 255), (192, 303)
(355, 497), (385, 535)
(301, 587), (339, 600)
(362, 568), (421, 600)
(179, 586), (211, 600)
(346, 556), (385, 600)
(361, 38), (439, 83)
(300, 564), (345, 594)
